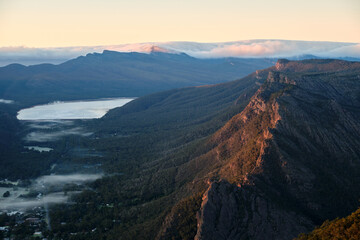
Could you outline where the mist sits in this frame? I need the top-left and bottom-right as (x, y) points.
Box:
(0, 173), (102, 212)
(35, 174), (102, 189)
(0, 193), (68, 211)
(0, 99), (14, 104)
(24, 127), (92, 142)
(28, 120), (74, 129)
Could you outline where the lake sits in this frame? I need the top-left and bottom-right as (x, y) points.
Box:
(17, 98), (134, 120)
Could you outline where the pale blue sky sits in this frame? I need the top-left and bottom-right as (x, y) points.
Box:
(0, 0), (359, 47)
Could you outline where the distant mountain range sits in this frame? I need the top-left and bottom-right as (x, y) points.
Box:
(1, 40), (359, 66)
(0, 50), (275, 106)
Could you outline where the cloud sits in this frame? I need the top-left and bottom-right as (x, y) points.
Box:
(324, 43), (360, 58)
(35, 174), (102, 188)
(188, 41), (287, 58)
(0, 40), (359, 66)
(162, 40), (359, 58)
(24, 128), (93, 142)
(24, 146), (53, 152)
(0, 192), (69, 210)
(0, 173), (102, 211)
(0, 99), (14, 104)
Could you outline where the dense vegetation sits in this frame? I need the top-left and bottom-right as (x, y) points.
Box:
(0, 103), (61, 179)
(296, 207), (360, 240)
(46, 68), (269, 239)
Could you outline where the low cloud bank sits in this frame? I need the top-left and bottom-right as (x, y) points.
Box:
(0, 193), (68, 210)
(35, 174), (102, 189)
(161, 40), (360, 58)
(0, 173), (102, 211)
(28, 120), (74, 129)
(1, 40), (359, 66)
(0, 99), (14, 104)
(24, 128), (92, 142)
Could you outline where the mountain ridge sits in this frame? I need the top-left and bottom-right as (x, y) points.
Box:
(0, 50), (275, 107)
(31, 59), (360, 240)
(156, 59), (360, 239)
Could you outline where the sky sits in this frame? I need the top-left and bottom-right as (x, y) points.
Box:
(0, 0), (359, 48)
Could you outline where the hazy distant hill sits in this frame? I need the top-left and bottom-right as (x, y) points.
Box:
(0, 50), (274, 106)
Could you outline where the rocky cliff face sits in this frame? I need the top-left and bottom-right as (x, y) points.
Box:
(162, 59), (360, 240)
(195, 181), (313, 240)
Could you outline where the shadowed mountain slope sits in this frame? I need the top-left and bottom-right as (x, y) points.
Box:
(159, 59), (360, 240)
(49, 62), (273, 240)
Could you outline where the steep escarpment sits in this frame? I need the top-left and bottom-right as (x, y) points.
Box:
(161, 59), (360, 240)
(47, 59), (360, 240)
(195, 181), (312, 240)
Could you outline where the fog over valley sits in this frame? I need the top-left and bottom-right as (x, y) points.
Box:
(0, 99), (14, 104)
(24, 127), (93, 142)
(0, 173), (102, 212)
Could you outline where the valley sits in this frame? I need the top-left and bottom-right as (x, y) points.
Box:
(1, 98), (135, 238)
(1, 97), (134, 207)
(1, 0), (359, 239)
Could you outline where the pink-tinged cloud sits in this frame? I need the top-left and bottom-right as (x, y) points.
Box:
(0, 40), (359, 66)
(196, 41), (288, 57)
(164, 40), (357, 58)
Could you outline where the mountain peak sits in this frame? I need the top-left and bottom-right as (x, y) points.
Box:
(275, 59), (291, 71)
(149, 45), (171, 53)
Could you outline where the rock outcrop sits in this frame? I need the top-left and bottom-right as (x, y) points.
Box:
(179, 59), (360, 240)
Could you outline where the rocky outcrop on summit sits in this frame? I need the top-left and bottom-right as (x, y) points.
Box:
(275, 58), (360, 72)
(193, 59), (360, 239)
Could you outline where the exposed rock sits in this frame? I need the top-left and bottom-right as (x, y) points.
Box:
(195, 181), (312, 240)
(157, 59), (360, 240)
(193, 59), (360, 239)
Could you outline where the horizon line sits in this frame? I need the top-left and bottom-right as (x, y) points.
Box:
(1, 39), (359, 49)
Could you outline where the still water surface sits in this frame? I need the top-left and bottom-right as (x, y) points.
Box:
(17, 98), (134, 120)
